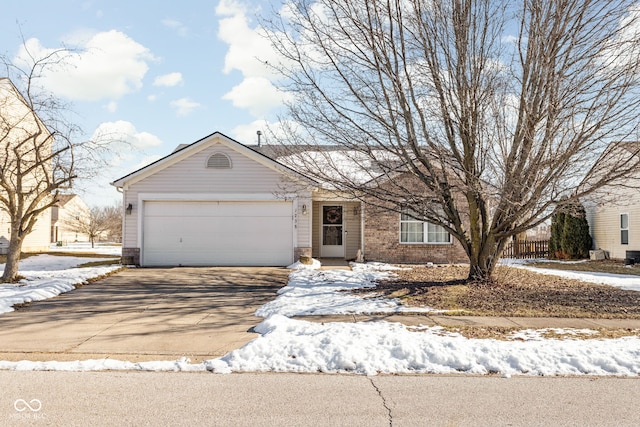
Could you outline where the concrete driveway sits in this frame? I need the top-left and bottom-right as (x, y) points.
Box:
(0, 267), (289, 363)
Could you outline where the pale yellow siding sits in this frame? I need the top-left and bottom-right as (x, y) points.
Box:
(586, 185), (640, 259)
(0, 79), (54, 253)
(0, 209), (51, 253)
(52, 196), (91, 243)
(23, 209), (52, 251)
(344, 202), (362, 259)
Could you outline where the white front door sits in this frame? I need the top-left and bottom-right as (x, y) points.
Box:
(320, 205), (344, 258)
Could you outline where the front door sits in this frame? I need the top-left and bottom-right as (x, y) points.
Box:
(320, 205), (344, 258)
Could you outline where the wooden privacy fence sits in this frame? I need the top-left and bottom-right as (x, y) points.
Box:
(502, 239), (550, 259)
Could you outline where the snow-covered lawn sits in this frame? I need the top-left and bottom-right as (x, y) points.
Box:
(0, 247), (122, 314)
(256, 264), (439, 317)
(501, 258), (640, 292)
(48, 242), (123, 257)
(1, 257), (639, 376)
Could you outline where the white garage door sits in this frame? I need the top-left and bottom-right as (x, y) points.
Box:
(142, 201), (294, 266)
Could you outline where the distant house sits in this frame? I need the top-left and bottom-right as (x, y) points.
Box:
(0, 78), (52, 255)
(111, 132), (467, 266)
(585, 142), (640, 260)
(51, 194), (91, 244)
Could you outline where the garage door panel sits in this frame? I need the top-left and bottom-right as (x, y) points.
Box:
(142, 201), (294, 266)
(144, 201), (291, 217)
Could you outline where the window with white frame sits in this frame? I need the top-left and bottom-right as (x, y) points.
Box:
(400, 207), (450, 244)
(621, 213), (629, 245)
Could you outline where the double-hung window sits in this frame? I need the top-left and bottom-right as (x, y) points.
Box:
(621, 213), (629, 245)
(400, 207), (450, 244)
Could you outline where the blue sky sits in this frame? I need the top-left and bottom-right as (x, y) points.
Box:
(0, 0), (282, 206)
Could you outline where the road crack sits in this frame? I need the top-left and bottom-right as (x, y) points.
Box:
(368, 377), (392, 426)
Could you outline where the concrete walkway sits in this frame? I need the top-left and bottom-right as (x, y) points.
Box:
(0, 267), (289, 363)
(295, 313), (640, 329)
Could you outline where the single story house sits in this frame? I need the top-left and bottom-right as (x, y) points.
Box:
(111, 132), (467, 267)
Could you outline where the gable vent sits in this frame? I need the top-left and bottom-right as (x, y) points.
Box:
(207, 153), (232, 169)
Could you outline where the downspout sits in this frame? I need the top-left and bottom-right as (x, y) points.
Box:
(360, 202), (365, 260)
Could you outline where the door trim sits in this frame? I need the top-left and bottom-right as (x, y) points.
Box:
(319, 204), (345, 258)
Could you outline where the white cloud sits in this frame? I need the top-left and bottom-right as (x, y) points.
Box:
(131, 154), (163, 171)
(223, 76), (288, 117)
(162, 19), (189, 37)
(229, 118), (298, 145)
(216, 0), (287, 117)
(229, 119), (269, 144)
(14, 31), (155, 101)
(153, 72), (183, 87)
(170, 97), (201, 116)
(105, 101), (118, 112)
(90, 121), (163, 151)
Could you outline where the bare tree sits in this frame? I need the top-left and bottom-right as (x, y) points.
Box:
(265, 0), (640, 281)
(63, 204), (122, 248)
(0, 46), (103, 282)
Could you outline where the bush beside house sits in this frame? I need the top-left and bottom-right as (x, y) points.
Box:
(550, 201), (592, 259)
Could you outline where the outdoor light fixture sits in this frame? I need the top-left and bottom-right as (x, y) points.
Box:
(302, 204), (308, 215)
(126, 203), (133, 215)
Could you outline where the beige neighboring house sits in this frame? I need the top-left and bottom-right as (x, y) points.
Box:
(51, 194), (91, 244)
(586, 192), (640, 260)
(0, 211), (51, 254)
(0, 78), (52, 255)
(585, 142), (640, 261)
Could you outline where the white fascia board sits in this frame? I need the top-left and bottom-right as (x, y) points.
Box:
(112, 132), (316, 189)
(137, 193), (299, 202)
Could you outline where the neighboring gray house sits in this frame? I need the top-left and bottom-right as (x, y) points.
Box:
(111, 132), (466, 267)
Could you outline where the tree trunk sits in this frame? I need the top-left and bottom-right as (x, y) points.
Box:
(466, 235), (509, 283)
(1, 233), (23, 283)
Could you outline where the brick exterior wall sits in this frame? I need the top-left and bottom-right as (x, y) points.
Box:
(122, 247), (140, 266)
(361, 169), (470, 265)
(364, 208), (467, 264)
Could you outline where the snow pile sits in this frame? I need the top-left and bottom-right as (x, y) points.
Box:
(287, 259), (322, 270)
(209, 315), (640, 376)
(1, 317), (638, 376)
(0, 254), (121, 314)
(256, 265), (437, 317)
(501, 259), (640, 292)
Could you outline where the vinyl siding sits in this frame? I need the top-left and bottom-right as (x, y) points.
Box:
(587, 187), (640, 259)
(122, 142), (312, 249)
(0, 209), (51, 253)
(344, 202), (362, 259)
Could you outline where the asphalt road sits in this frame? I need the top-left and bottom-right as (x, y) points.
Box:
(1, 371), (639, 426)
